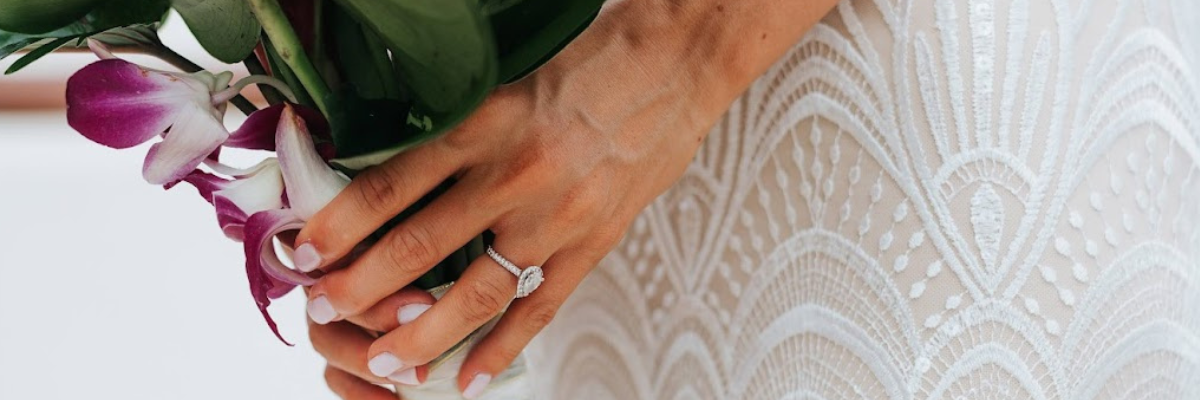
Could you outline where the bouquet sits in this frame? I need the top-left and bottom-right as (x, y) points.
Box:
(1, 0), (603, 398)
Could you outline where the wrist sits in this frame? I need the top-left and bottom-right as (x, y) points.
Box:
(611, 0), (842, 111)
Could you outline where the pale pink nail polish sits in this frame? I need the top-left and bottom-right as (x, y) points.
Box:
(462, 373), (492, 399)
(388, 368), (418, 385)
(294, 243), (322, 272)
(368, 352), (403, 377)
(307, 295), (337, 324)
(397, 303), (431, 325)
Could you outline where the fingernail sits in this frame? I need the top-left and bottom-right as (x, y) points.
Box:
(307, 296), (337, 324)
(462, 373), (492, 399)
(294, 243), (322, 272)
(368, 352), (403, 377)
(396, 303), (432, 325)
(388, 368), (419, 385)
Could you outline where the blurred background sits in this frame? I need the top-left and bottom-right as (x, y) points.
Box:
(0, 13), (334, 400)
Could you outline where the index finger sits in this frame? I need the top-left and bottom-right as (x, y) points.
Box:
(306, 181), (499, 321)
(293, 140), (462, 273)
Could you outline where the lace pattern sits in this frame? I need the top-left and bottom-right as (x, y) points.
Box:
(527, 0), (1200, 398)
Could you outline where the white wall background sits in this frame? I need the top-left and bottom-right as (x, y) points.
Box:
(0, 15), (336, 400)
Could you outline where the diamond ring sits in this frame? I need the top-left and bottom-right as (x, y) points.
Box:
(485, 245), (544, 298)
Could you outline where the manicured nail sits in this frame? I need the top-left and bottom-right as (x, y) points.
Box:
(388, 368), (418, 385)
(397, 303), (432, 325)
(368, 352), (403, 377)
(294, 243), (322, 272)
(462, 373), (492, 399)
(307, 295), (337, 324)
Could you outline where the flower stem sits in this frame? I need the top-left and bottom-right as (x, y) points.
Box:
(212, 75), (299, 106)
(248, 0), (332, 117)
(243, 53), (286, 105)
(150, 45), (259, 116)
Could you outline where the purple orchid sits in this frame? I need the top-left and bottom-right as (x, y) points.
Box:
(66, 40), (296, 185)
(174, 160), (285, 242)
(66, 41), (346, 343)
(174, 105), (348, 344)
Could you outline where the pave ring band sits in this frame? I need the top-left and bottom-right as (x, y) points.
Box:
(485, 245), (545, 298)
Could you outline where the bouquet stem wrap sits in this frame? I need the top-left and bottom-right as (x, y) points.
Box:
(396, 283), (532, 400)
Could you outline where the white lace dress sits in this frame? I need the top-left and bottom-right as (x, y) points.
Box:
(526, 0), (1200, 398)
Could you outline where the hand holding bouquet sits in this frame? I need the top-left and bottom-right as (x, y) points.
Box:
(2, 0), (602, 397)
(3, 0), (794, 397)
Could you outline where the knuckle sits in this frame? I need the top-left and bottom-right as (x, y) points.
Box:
(522, 300), (560, 332)
(439, 121), (482, 153)
(354, 166), (404, 213)
(383, 223), (439, 277)
(450, 90), (525, 148)
(490, 340), (526, 369)
(459, 279), (509, 322)
(557, 184), (606, 224)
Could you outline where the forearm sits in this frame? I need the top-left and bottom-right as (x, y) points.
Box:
(624, 0), (841, 106)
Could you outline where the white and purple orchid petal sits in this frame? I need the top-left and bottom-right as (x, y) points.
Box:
(276, 105), (349, 219)
(212, 160), (285, 241)
(213, 197), (251, 241)
(167, 169), (231, 204)
(207, 146), (222, 163)
(225, 104), (283, 151)
(202, 157), (278, 178)
(142, 103), (230, 185)
(244, 209), (317, 286)
(227, 104), (336, 160)
(66, 59), (206, 149)
(243, 209), (318, 345)
(266, 276), (297, 299)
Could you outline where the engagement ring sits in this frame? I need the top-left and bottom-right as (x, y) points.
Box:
(486, 245), (544, 298)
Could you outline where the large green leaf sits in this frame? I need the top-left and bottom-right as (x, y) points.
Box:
(328, 6), (390, 100)
(172, 0), (261, 63)
(0, 0), (101, 34)
(324, 87), (413, 159)
(332, 0), (497, 150)
(3, 24), (159, 74)
(90, 0), (171, 29)
(0, 0), (168, 67)
(483, 0), (603, 83)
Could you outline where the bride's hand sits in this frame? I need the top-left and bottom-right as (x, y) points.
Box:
(307, 286), (436, 399)
(295, 0), (836, 396)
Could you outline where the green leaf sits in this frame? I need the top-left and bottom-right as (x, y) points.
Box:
(328, 6), (388, 100)
(0, 0), (168, 67)
(5, 36), (74, 74)
(86, 24), (160, 47)
(0, 23), (89, 60)
(0, 0), (102, 34)
(89, 0), (170, 29)
(324, 87), (418, 160)
(332, 0), (497, 153)
(172, 0), (261, 63)
(484, 0), (604, 83)
(2, 24), (158, 75)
